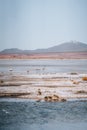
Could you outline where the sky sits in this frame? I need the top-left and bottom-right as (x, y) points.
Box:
(0, 0), (87, 51)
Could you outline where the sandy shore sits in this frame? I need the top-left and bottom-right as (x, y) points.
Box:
(0, 72), (87, 102)
(0, 52), (87, 59)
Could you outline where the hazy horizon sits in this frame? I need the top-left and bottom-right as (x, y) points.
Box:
(0, 0), (87, 51)
(0, 40), (87, 52)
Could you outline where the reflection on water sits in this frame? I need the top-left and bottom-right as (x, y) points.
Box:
(0, 59), (87, 74)
(0, 99), (87, 130)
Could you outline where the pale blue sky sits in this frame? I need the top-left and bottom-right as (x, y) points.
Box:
(0, 0), (87, 51)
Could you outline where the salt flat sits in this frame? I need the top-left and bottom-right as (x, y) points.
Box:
(0, 72), (87, 101)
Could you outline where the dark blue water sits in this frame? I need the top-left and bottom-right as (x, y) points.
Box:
(0, 59), (87, 74)
(0, 99), (87, 130)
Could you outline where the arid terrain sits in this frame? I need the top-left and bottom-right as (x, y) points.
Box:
(0, 52), (87, 59)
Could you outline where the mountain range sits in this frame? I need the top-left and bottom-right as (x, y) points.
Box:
(0, 41), (87, 54)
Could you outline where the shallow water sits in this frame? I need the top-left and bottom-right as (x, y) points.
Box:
(0, 59), (87, 130)
(0, 99), (87, 130)
(0, 59), (87, 74)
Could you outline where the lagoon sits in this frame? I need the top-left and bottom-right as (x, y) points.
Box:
(0, 99), (87, 130)
(0, 59), (87, 74)
(0, 59), (87, 130)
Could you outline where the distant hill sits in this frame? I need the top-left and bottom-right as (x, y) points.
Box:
(0, 41), (87, 54)
(46, 41), (87, 53)
(0, 48), (23, 54)
(0, 48), (32, 54)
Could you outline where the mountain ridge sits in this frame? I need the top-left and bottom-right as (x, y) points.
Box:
(0, 41), (87, 54)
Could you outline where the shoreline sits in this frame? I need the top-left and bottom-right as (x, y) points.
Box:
(0, 52), (87, 59)
(0, 72), (87, 102)
(0, 58), (87, 60)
